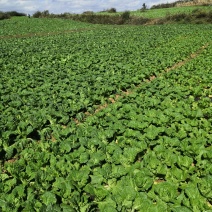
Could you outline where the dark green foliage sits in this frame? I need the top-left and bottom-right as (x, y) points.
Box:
(121, 10), (131, 21)
(151, 0), (210, 9)
(107, 8), (117, 13)
(0, 11), (26, 20)
(32, 11), (42, 18)
(30, 5), (212, 25)
(151, 0), (185, 9)
(0, 20), (212, 211)
(82, 11), (94, 15)
(100, 8), (117, 13)
(0, 12), (10, 20)
(166, 12), (188, 21)
(32, 10), (50, 18)
(68, 12), (149, 25)
(6, 11), (26, 17)
(70, 13), (124, 24)
(130, 16), (149, 25)
(161, 9), (212, 24)
(140, 3), (147, 12)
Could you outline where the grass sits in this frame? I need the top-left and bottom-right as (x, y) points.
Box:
(1, 5), (211, 30)
(98, 5), (212, 19)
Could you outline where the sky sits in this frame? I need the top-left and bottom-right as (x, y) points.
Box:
(0, 0), (176, 15)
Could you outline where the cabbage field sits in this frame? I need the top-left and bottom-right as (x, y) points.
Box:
(0, 17), (212, 211)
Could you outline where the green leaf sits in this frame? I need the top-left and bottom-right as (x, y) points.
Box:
(12, 184), (25, 198)
(184, 182), (206, 211)
(171, 205), (192, 212)
(171, 167), (188, 181)
(52, 177), (72, 198)
(177, 155), (193, 169)
(133, 193), (167, 212)
(5, 146), (15, 159)
(153, 181), (178, 203)
(94, 186), (109, 201)
(98, 197), (117, 212)
(145, 125), (160, 140)
(26, 125), (33, 135)
(196, 109), (203, 118)
(198, 175), (212, 200)
(133, 168), (153, 191)
(41, 191), (57, 206)
(123, 147), (140, 163)
(110, 164), (128, 178)
(112, 177), (136, 204)
(79, 152), (89, 163)
(60, 204), (76, 212)
(90, 174), (104, 185)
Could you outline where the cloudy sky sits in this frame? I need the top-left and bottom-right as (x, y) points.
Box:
(0, 0), (176, 14)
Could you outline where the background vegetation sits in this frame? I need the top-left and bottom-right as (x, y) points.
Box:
(0, 11), (26, 20)
(1, 0), (211, 25)
(30, 7), (212, 25)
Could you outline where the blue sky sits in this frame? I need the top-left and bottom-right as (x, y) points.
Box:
(0, 0), (176, 14)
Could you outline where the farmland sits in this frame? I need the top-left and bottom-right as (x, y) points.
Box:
(98, 5), (212, 18)
(0, 16), (212, 211)
(0, 17), (94, 36)
(129, 5), (212, 18)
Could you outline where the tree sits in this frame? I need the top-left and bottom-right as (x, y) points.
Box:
(141, 3), (147, 12)
(42, 10), (49, 17)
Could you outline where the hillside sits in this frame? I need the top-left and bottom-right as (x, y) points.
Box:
(98, 5), (211, 18)
(68, 5), (212, 25)
(1, 4), (211, 25)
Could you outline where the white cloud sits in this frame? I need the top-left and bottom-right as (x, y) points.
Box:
(0, 0), (177, 14)
(0, 0), (37, 14)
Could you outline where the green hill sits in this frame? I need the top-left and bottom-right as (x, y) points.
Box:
(98, 5), (212, 19)
(69, 5), (212, 25)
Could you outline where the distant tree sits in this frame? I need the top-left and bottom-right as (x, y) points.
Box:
(143, 3), (147, 9)
(83, 11), (94, 15)
(33, 11), (42, 18)
(32, 10), (50, 18)
(42, 10), (49, 17)
(107, 8), (117, 13)
(141, 3), (147, 11)
(6, 11), (26, 17)
(121, 11), (130, 21)
(150, 1), (178, 9)
(0, 12), (10, 20)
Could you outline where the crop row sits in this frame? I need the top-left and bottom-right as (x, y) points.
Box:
(0, 23), (212, 211)
(1, 25), (211, 137)
(1, 41), (211, 212)
(0, 17), (94, 36)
